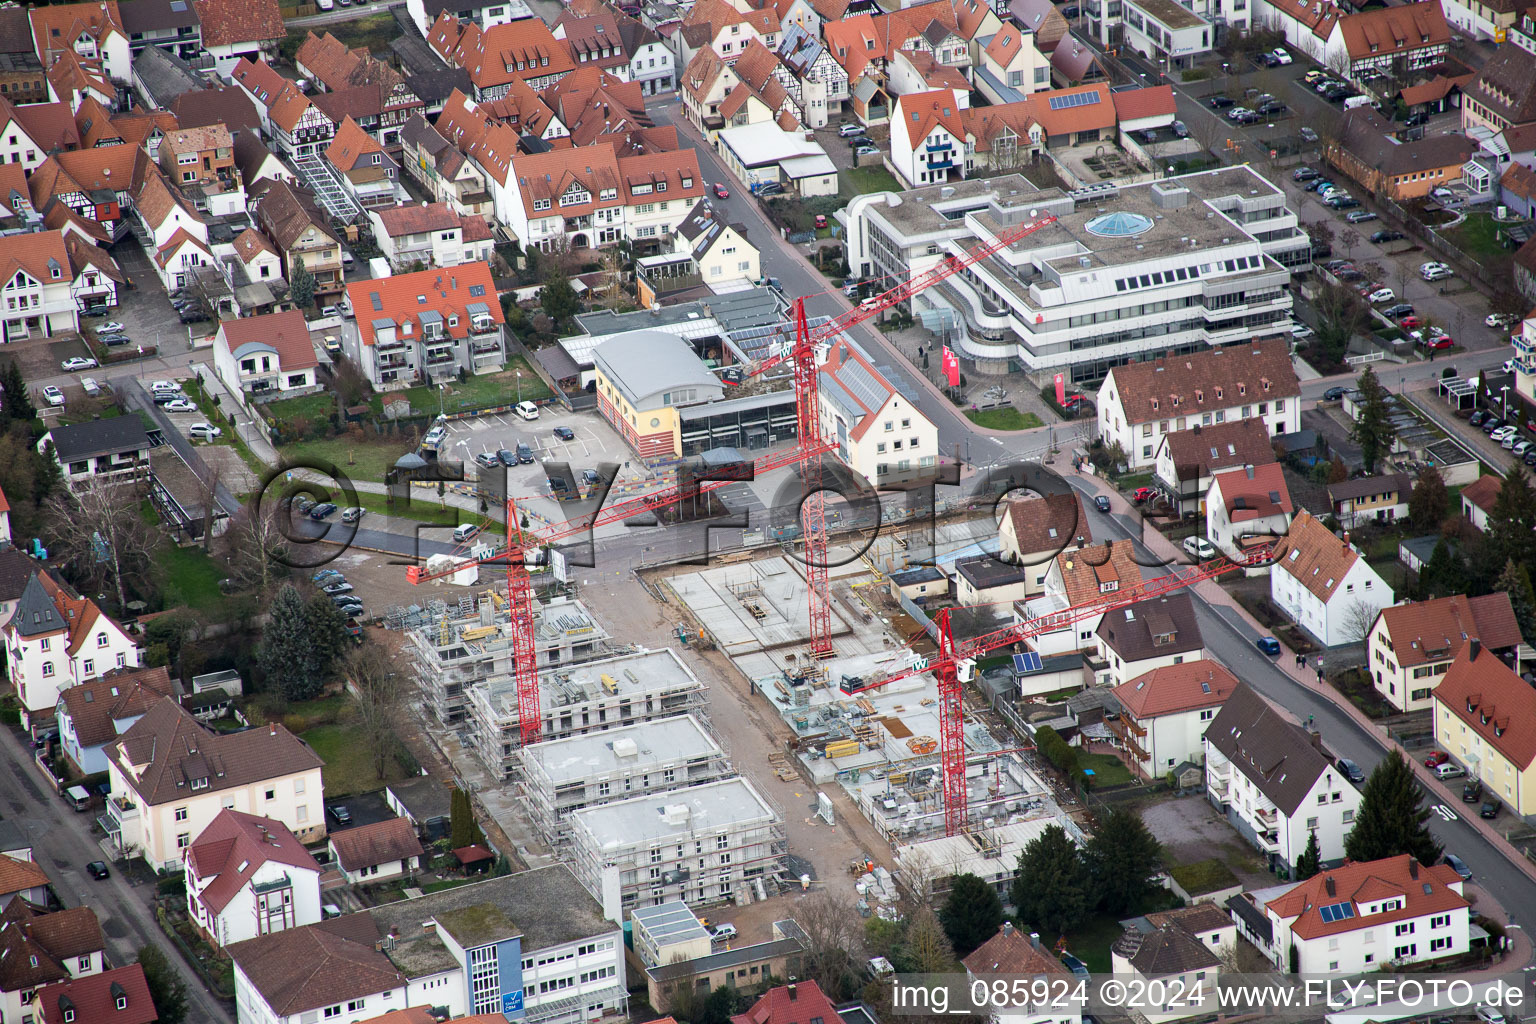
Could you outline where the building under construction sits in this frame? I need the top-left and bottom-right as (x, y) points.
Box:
(409, 592), (611, 725)
(517, 715), (733, 847)
(467, 648), (710, 779)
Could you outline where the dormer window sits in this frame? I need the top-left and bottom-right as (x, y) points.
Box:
(117, 996), (127, 1010)
(1195, 389), (1204, 402)
(448, 314), (459, 327)
(191, 777), (208, 790)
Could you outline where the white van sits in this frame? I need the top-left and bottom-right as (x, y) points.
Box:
(453, 523), (480, 542)
(1343, 96), (1374, 110)
(515, 401), (539, 420)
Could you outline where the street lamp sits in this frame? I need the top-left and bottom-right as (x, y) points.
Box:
(1502, 384), (1511, 420)
(437, 382), (448, 417)
(516, 369), (523, 404)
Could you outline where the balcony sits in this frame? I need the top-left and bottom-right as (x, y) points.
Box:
(1515, 333), (1535, 356)
(1256, 830), (1280, 854)
(376, 336), (405, 352)
(926, 141), (953, 152)
(106, 795), (139, 833)
(1254, 805), (1278, 827)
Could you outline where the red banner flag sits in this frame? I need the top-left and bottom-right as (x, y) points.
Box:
(1055, 372), (1066, 406)
(942, 345), (959, 387)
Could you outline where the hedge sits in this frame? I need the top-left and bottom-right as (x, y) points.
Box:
(1035, 725), (1090, 790)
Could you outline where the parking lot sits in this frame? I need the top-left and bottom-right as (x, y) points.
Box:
(92, 238), (195, 357)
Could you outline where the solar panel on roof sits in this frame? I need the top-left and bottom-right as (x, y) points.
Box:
(1012, 652), (1043, 674)
(839, 356), (890, 413)
(1318, 902), (1356, 923)
(1048, 91), (1100, 110)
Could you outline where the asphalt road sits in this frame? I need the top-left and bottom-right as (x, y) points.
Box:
(0, 732), (234, 1023)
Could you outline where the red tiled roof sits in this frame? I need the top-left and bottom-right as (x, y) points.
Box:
(10, 100), (82, 154)
(346, 262), (503, 349)
(38, 964), (156, 1024)
(57, 667), (173, 748)
(1210, 462), (1292, 522)
(428, 12), (576, 91)
(1378, 593), (1520, 669)
(1271, 510), (1362, 602)
(1336, 2), (1450, 62)
(1266, 854), (1466, 941)
(1003, 491), (1091, 555)
(232, 57), (288, 108)
(0, 230), (70, 293)
(963, 925), (1070, 976)
(328, 817), (424, 872)
(1459, 472), (1501, 514)
(219, 308), (318, 372)
(1055, 540), (1140, 607)
(510, 144), (703, 220)
(187, 810), (321, 915)
(29, 3), (126, 67)
(819, 339), (903, 442)
(195, 0), (284, 46)
(1104, 343), (1299, 426)
(326, 115), (386, 172)
(731, 983), (844, 1024)
(0, 855), (49, 897)
(1113, 661), (1237, 720)
(1110, 84), (1176, 122)
(1433, 641), (1536, 769)
(896, 89), (964, 149)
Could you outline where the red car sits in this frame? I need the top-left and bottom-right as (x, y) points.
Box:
(1420, 334), (1453, 350)
(713, 182), (729, 199)
(1131, 486), (1156, 504)
(1061, 393), (1086, 407)
(815, 214), (828, 229)
(1398, 315), (1422, 330)
(1424, 751), (1450, 768)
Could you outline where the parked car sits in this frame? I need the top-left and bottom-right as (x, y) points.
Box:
(1483, 417), (1506, 434)
(1443, 853), (1472, 881)
(515, 442), (535, 464)
(713, 182), (729, 199)
(1304, 69), (1329, 83)
(854, 145), (879, 157)
(309, 503), (338, 520)
(96, 320), (125, 333)
(1469, 410), (1488, 428)
(1463, 779), (1483, 802)
(86, 861), (110, 880)
(711, 924), (738, 941)
(1337, 758), (1365, 784)
(1231, 109), (1260, 124)
(422, 424), (448, 447)
(756, 182), (785, 196)
(1398, 315), (1423, 330)
(323, 581), (354, 595)
(41, 385), (63, 406)
(1383, 303), (1414, 318)
(1292, 167), (1319, 181)
(1171, 120), (1188, 138)
(1327, 196), (1361, 210)
(1346, 210), (1378, 223)
(553, 425), (576, 441)
(61, 356), (97, 372)
(1371, 230), (1405, 243)
(1433, 762), (1465, 779)
(475, 451), (500, 469)
(1367, 287), (1395, 303)
(1130, 486), (1156, 504)
(1487, 312), (1521, 328)
(1337, 269), (1366, 282)
(179, 309), (209, 324)
(814, 214), (828, 229)
(848, 135), (873, 148)
(1182, 536), (1216, 560)
(1257, 101), (1286, 116)
(1482, 798), (1502, 819)
(1299, 126), (1319, 143)
(1423, 266), (1454, 281)
(1304, 178), (1333, 193)
(99, 334), (130, 346)
(313, 569), (344, 583)
(837, 122), (864, 136)
(328, 805), (352, 825)
(1256, 636), (1282, 656)
(189, 423), (222, 441)
(1290, 321), (1313, 339)
(162, 399), (197, 412)
(149, 380), (181, 393)
(1268, 47), (1292, 64)
(1424, 750), (1451, 767)
(1404, 111), (1430, 127)
(341, 507), (365, 523)
(1208, 95), (1235, 109)
(294, 497), (316, 515)
(1094, 495), (1111, 513)
(515, 401), (539, 420)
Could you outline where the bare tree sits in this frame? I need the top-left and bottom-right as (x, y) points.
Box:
(221, 503), (291, 598)
(895, 848), (938, 916)
(797, 891), (862, 1000)
(44, 480), (159, 612)
(345, 641), (402, 781)
(1339, 227), (1361, 260)
(196, 459), (223, 553)
(1339, 597), (1381, 646)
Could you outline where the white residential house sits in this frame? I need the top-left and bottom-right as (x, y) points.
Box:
(1205, 682), (1362, 874)
(1016, 540), (1142, 655)
(1368, 593), (1521, 713)
(889, 90), (965, 188)
(1206, 463), (1293, 561)
(105, 700), (326, 871)
(326, 817), (426, 885)
(817, 338), (938, 484)
(1110, 923), (1221, 1024)
(1093, 593), (1204, 688)
(963, 924), (1082, 1024)
(778, 25), (848, 129)
(1097, 344), (1301, 469)
(0, 903), (106, 1024)
(974, 22), (1050, 103)
(1459, 474), (1500, 533)
(1109, 661), (1237, 780)
(0, 231), (81, 343)
(55, 667), (174, 775)
(185, 810), (325, 949)
(1254, 855), (1470, 973)
(38, 419), (151, 493)
(1270, 511), (1394, 648)
(3, 571), (140, 731)
(368, 202), (495, 271)
(211, 309), (320, 402)
(65, 235), (123, 312)
(996, 491), (1093, 597)
(1152, 420), (1277, 516)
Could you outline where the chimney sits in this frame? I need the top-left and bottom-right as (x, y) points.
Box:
(1409, 858), (1419, 879)
(1470, 638), (1481, 661)
(1309, 729), (1322, 750)
(269, 723), (276, 736)
(1324, 876), (1336, 896)
(1245, 464), (1255, 479)
(1029, 931), (1040, 948)
(787, 984), (798, 1001)
(1002, 921), (1014, 937)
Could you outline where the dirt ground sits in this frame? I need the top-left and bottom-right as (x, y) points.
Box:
(197, 444), (260, 494)
(5, 333), (93, 381)
(1139, 792), (1276, 891)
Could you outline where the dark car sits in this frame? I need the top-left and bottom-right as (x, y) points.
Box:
(1323, 386), (1349, 401)
(1257, 101), (1287, 116)
(1463, 779), (1483, 802)
(308, 502), (338, 520)
(1404, 111), (1429, 127)
(1293, 167), (1320, 182)
(322, 581), (354, 595)
(849, 135), (873, 149)
(1337, 269), (1366, 282)
(516, 442), (535, 464)
(1484, 416), (1506, 434)
(582, 468), (601, 486)
(497, 448), (517, 467)
(1256, 636), (1282, 656)
(1524, 448), (1536, 466)
(1328, 196), (1362, 210)
(1062, 3), (1078, 13)
(1481, 798), (1501, 819)
(294, 497), (316, 514)
(1337, 758), (1365, 784)
(1469, 410), (1487, 427)
(1093, 495), (1112, 513)
(86, 861), (110, 880)
(1208, 96), (1235, 109)
(553, 426), (576, 441)
(1371, 230), (1406, 243)
(332, 595), (364, 611)
(179, 309), (210, 323)
(328, 805), (352, 825)
(1382, 303), (1415, 318)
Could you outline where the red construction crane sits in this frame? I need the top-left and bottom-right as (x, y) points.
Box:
(732, 213), (1060, 657)
(846, 547), (1273, 836)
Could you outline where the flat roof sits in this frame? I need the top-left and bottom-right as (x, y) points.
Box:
(570, 777), (777, 852)
(1127, 0), (1207, 29)
(631, 901), (710, 947)
(486, 647), (702, 711)
(521, 714), (722, 786)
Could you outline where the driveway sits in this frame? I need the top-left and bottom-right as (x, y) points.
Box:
(95, 238), (194, 357)
(1141, 793), (1276, 891)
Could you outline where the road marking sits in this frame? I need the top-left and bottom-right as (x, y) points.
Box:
(1434, 804), (1458, 822)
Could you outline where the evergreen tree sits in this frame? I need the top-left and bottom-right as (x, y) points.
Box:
(289, 260), (316, 309)
(1407, 466), (1448, 531)
(450, 787), (483, 849)
(1344, 749), (1442, 865)
(1010, 824), (1091, 937)
(1495, 560), (1536, 644)
(939, 873), (1004, 957)
(304, 593), (352, 678)
(1350, 367), (1396, 474)
(540, 269), (578, 327)
(136, 945), (188, 1024)
(1, 360), (33, 423)
(1294, 831), (1321, 881)
(1085, 808), (1163, 914)
(257, 584), (323, 702)
(904, 905), (959, 974)
(1419, 539), (1467, 601)
(1484, 469), (1536, 584)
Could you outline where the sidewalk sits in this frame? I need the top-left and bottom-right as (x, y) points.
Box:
(1069, 468), (1536, 925)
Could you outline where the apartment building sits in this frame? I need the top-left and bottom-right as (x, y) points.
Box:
(568, 777), (785, 918)
(842, 167), (1308, 388)
(1098, 343), (1300, 469)
(369, 201), (494, 271)
(253, 179), (345, 302)
(0, 902), (106, 1024)
(4, 571), (139, 731)
(818, 338), (939, 482)
(106, 700), (326, 870)
(1109, 661), (1237, 780)
(1368, 593), (1520, 713)
(504, 145), (705, 254)
(0, 230), (81, 342)
(518, 715), (731, 845)
(427, 12), (576, 100)
(1326, 472), (1411, 528)
(184, 810), (324, 949)
(1205, 682), (1361, 874)
(212, 310), (320, 402)
(55, 666), (174, 774)
(411, 593), (611, 725)
(157, 124), (240, 216)
(1270, 511), (1393, 648)
(1152, 419), (1276, 515)
(230, 866), (625, 1024)
(1462, 17), (1536, 135)
(1256, 854), (1470, 973)
(1433, 640), (1536, 816)
(1093, 593), (1204, 688)
(470, 648), (708, 779)
(344, 262), (505, 390)
(399, 114), (498, 222)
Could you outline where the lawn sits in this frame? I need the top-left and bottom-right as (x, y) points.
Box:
(301, 720), (407, 797)
(154, 544), (228, 614)
(280, 435), (410, 484)
(1077, 751), (1132, 788)
(266, 392), (337, 425)
(350, 491), (466, 527)
(387, 358), (554, 417)
(839, 164), (901, 200)
(1168, 857), (1240, 899)
(1444, 212), (1519, 263)
(966, 407), (1044, 430)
